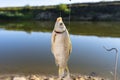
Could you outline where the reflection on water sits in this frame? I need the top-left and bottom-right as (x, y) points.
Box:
(0, 21), (120, 79)
(0, 21), (120, 37)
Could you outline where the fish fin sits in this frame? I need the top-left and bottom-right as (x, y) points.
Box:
(51, 31), (56, 54)
(55, 59), (59, 66)
(53, 34), (56, 43)
(51, 31), (56, 43)
(69, 41), (72, 55)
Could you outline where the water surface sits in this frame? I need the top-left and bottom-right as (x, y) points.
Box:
(0, 21), (120, 79)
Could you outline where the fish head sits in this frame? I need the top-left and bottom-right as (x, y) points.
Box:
(54, 17), (66, 32)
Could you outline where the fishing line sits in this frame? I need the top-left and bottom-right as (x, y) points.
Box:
(103, 46), (118, 80)
(60, 11), (61, 17)
(59, 0), (71, 30)
(69, 0), (71, 26)
(67, 0), (71, 31)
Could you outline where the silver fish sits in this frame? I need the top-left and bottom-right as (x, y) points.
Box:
(51, 17), (72, 78)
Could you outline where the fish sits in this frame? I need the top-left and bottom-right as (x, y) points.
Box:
(51, 17), (72, 78)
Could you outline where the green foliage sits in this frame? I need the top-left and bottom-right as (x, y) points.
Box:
(23, 4), (32, 9)
(56, 4), (70, 14)
(64, 8), (70, 14)
(57, 4), (67, 11)
(14, 12), (24, 16)
(0, 11), (24, 17)
(0, 1), (120, 21)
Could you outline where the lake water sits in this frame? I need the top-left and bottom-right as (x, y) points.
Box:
(0, 21), (120, 79)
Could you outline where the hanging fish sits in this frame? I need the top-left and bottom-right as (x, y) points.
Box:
(51, 17), (72, 78)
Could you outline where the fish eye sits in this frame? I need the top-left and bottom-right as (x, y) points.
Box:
(59, 23), (63, 26)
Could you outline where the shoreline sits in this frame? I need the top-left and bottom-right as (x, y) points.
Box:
(0, 74), (109, 80)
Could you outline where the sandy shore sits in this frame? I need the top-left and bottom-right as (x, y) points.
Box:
(0, 74), (109, 80)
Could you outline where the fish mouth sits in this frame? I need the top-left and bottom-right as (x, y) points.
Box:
(54, 30), (66, 34)
(57, 17), (62, 22)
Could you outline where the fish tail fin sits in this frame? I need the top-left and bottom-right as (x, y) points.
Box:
(58, 65), (70, 78)
(59, 67), (65, 78)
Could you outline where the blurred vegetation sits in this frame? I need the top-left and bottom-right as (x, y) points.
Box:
(56, 4), (70, 14)
(0, 21), (120, 37)
(0, 1), (120, 21)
